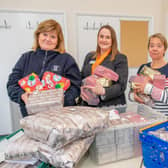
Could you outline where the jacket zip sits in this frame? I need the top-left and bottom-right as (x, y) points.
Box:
(39, 50), (48, 79)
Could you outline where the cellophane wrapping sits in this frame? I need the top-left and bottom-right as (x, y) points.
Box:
(5, 135), (39, 161)
(0, 162), (33, 168)
(94, 65), (119, 81)
(39, 135), (94, 168)
(26, 88), (64, 115)
(4, 134), (94, 168)
(20, 106), (108, 149)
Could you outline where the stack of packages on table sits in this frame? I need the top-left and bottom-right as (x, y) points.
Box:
(89, 103), (167, 165)
(81, 65), (119, 105)
(129, 65), (166, 106)
(3, 106), (109, 168)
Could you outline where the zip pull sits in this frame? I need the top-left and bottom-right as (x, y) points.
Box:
(42, 50), (48, 67)
(39, 50), (48, 78)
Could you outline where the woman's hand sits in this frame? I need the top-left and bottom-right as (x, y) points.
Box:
(134, 76), (151, 94)
(80, 87), (89, 101)
(84, 83), (105, 96)
(134, 92), (145, 104)
(21, 92), (31, 104)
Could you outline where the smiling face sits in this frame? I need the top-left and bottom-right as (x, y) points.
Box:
(38, 31), (58, 51)
(149, 37), (166, 61)
(98, 28), (112, 54)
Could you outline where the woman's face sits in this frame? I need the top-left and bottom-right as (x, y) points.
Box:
(38, 31), (58, 51)
(149, 37), (165, 61)
(98, 28), (112, 53)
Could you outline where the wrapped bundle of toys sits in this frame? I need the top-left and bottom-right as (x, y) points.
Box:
(81, 65), (119, 105)
(18, 71), (70, 114)
(26, 88), (64, 114)
(81, 75), (100, 105)
(129, 65), (166, 106)
(20, 106), (108, 149)
(5, 133), (94, 168)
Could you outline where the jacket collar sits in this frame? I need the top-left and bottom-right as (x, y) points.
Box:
(36, 48), (60, 55)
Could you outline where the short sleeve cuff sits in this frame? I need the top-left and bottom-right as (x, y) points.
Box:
(100, 95), (106, 100)
(129, 92), (135, 101)
(144, 83), (153, 95)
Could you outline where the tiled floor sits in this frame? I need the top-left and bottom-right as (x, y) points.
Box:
(77, 156), (143, 168)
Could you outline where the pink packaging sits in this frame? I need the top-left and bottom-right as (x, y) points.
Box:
(94, 65), (119, 81)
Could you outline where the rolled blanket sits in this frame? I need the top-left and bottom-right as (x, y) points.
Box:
(5, 134), (94, 168)
(20, 106), (108, 149)
(153, 74), (166, 90)
(81, 86), (100, 105)
(26, 89), (64, 115)
(129, 75), (145, 89)
(139, 65), (160, 80)
(94, 65), (119, 81)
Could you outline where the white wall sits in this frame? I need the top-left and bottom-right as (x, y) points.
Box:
(163, 0), (168, 38)
(0, 0), (166, 58)
(0, 0), (167, 134)
(162, 0), (168, 60)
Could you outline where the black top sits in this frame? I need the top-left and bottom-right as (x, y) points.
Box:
(138, 62), (168, 78)
(81, 51), (128, 107)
